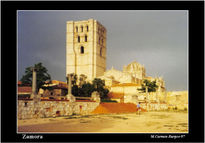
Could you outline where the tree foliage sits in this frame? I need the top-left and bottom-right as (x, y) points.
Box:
(68, 76), (109, 99)
(78, 82), (95, 97)
(139, 79), (158, 93)
(92, 78), (109, 99)
(20, 63), (51, 91)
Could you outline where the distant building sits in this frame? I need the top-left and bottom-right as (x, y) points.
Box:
(166, 91), (188, 110)
(99, 62), (145, 87)
(108, 83), (141, 104)
(99, 62), (167, 104)
(65, 19), (187, 110)
(123, 61), (146, 80)
(39, 80), (68, 99)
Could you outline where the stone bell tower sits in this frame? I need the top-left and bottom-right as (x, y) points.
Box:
(66, 19), (106, 81)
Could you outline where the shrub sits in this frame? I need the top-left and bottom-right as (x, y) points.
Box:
(101, 99), (117, 103)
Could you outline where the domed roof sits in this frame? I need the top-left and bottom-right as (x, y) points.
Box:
(124, 61), (144, 71)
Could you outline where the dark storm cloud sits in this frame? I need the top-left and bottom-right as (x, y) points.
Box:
(18, 10), (188, 91)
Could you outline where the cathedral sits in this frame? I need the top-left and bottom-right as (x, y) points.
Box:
(66, 19), (166, 103)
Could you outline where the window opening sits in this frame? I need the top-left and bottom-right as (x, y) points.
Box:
(76, 26), (78, 32)
(78, 36), (80, 42)
(85, 35), (87, 42)
(100, 47), (102, 57)
(24, 102), (28, 107)
(81, 46), (84, 54)
(81, 26), (83, 32)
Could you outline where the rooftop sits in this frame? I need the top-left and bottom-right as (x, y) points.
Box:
(111, 83), (141, 87)
(18, 86), (32, 93)
(108, 92), (124, 99)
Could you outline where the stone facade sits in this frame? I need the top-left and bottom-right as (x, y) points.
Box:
(140, 102), (168, 111)
(166, 91), (188, 110)
(66, 19), (106, 81)
(18, 99), (99, 120)
(123, 61), (146, 80)
(99, 63), (144, 86)
(102, 67), (136, 84)
(108, 83), (142, 103)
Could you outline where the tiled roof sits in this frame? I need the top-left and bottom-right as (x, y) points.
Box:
(53, 84), (67, 89)
(108, 92), (124, 99)
(76, 100), (95, 102)
(18, 86), (32, 93)
(52, 80), (67, 85)
(111, 83), (141, 87)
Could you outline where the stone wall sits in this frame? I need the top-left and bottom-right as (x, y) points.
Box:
(140, 102), (168, 111)
(74, 102), (100, 115)
(18, 99), (99, 120)
(166, 91), (188, 110)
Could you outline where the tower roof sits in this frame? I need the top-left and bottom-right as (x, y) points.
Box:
(124, 61), (144, 72)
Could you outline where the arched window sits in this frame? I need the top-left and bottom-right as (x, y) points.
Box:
(81, 26), (83, 32)
(76, 26), (78, 32)
(86, 26), (89, 32)
(78, 36), (80, 43)
(100, 47), (102, 57)
(85, 35), (87, 42)
(81, 46), (84, 54)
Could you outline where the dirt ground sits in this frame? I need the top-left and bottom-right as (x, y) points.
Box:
(18, 111), (188, 133)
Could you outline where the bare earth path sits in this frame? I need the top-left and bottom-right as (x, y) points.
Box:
(18, 111), (188, 133)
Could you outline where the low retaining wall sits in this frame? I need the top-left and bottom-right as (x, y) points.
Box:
(140, 102), (168, 111)
(18, 99), (99, 120)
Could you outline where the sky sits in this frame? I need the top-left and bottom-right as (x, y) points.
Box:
(18, 10), (188, 91)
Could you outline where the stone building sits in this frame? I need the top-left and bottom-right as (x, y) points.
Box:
(108, 83), (142, 103)
(65, 19), (169, 110)
(38, 80), (68, 100)
(97, 61), (168, 108)
(66, 19), (106, 81)
(123, 61), (146, 80)
(98, 62), (145, 87)
(166, 91), (188, 110)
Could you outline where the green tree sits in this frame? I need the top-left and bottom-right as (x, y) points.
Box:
(65, 76), (109, 99)
(92, 78), (109, 99)
(139, 79), (158, 93)
(20, 63), (51, 91)
(72, 85), (79, 97)
(78, 82), (95, 97)
(92, 78), (105, 89)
